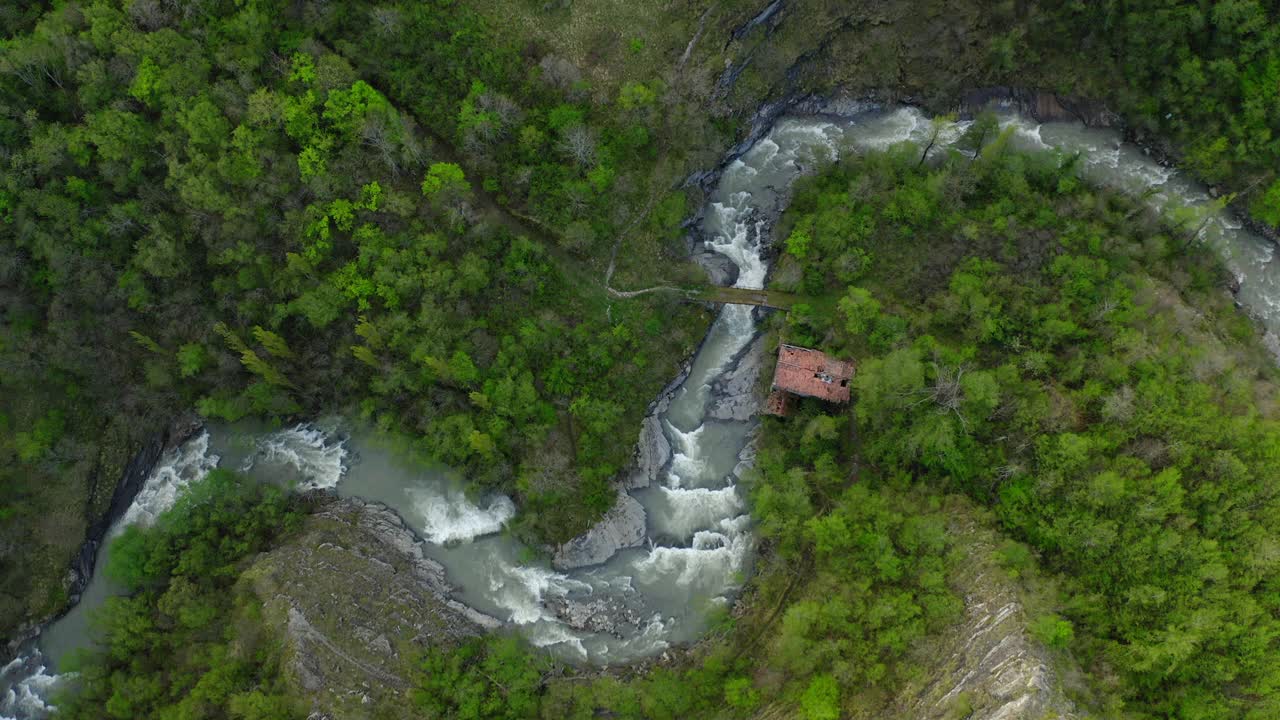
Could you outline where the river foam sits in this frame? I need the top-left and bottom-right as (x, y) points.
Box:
(252, 423), (348, 490)
(407, 486), (516, 544)
(116, 431), (219, 530)
(0, 655), (63, 720)
(651, 486), (745, 542)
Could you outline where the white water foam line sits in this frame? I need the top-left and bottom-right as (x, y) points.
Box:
(0, 654), (66, 720)
(1005, 118), (1051, 151)
(706, 215), (768, 289)
(116, 431), (219, 531)
(523, 619), (589, 659)
(635, 516), (752, 592)
(847, 107), (924, 150)
(770, 120), (841, 167)
(664, 422), (707, 488)
(747, 136), (781, 171)
(254, 423), (347, 490)
(486, 561), (593, 625)
(652, 486), (745, 542)
(407, 486), (515, 544)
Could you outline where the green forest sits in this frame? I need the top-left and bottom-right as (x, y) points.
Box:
(56, 470), (302, 720)
(5, 0), (1280, 719)
(766, 142), (1280, 718)
(0, 0), (710, 633)
(56, 142), (1280, 718)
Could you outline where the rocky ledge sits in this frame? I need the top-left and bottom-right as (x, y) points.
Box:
(243, 496), (500, 720)
(692, 250), (740, 286)
(631, 413), (671, 491)
(552, 489), (647, 570)
(628, 360), (689, 491)
(706, 332), (767, 422)
(959, 86), (1118, 128)
(890, 507), (1082, 720)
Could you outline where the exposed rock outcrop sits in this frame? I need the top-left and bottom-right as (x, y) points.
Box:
(627, 362), (689, 490)
(630, 414), (670, 492)
(890, 511), (1082, 720)
(707, 333), (767, 422)
(552, 490), (647, 570)
(960, 86), (1118, 128)
(544, 594), (644, 637)
(731, 428), (759, 482)
(244, 496), (500, 720)
(693, 251), (741, 286)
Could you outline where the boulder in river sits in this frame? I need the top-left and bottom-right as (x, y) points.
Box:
(707, 333), (766, 422)
(627, 361), (688, 490)
(552, 489), (647, 570)
(543, 594), (643, 637)
(692, 251), (740, 286)
(629, 414), (670, 490)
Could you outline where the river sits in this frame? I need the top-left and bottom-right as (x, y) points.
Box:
(5, 102), (1280, 718)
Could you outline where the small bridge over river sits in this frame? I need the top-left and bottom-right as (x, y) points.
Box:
(605, 283), (800, 310)
(694, 286), (800, 310)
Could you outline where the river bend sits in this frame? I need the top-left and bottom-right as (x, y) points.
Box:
(5, 103), (1280, 718)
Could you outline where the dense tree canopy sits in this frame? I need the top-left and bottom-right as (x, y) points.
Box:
(58, 470), (302, 720)
(1021, 1), (1280, 224)
(0, 0), (704, 636)
(771, 139), (1280, 718)
(7, 1), (1280, 718)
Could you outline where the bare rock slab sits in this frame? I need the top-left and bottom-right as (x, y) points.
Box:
(629, 414), (671, 490)
(889, 507), (1082, 720)
(244, 496), (499, 720)
(692, 251), (740, 286)
(707, 333), (766, 422)
(552, 489), (647, 570)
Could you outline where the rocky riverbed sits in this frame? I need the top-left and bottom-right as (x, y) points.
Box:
(890, 508), (1085, 720)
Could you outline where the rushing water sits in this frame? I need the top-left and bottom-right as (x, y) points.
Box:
(8, 103), (1280, 718)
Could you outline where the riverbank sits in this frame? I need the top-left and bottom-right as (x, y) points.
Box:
(2, 416), (200, 656)
(241, 493), (501, 719)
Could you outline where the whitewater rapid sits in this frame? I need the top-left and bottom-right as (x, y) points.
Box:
(11, 101), (1280, 717)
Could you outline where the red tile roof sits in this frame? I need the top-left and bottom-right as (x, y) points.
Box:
(772, 344), (854, 403)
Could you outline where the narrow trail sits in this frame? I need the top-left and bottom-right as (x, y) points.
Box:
(602, 190), (677, 321)
(603, 33), (702, 304)
(602, 177), (669, 292)
(606, 284), (691, 299)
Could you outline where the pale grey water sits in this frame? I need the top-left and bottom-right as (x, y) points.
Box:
(8, 103), (1280, 718)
